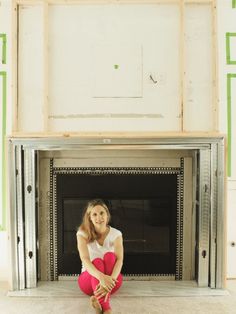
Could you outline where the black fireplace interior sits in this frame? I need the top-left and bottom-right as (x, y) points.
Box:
(57, 173), (177, 276)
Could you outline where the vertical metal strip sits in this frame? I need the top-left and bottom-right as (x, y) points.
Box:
(15, 145), (26, 289)
(179, 158), (184, 280)
(176, 174), (180, 279)
(24, 148), (37, 288)
(175, 167), (183, 281)
(49, 158), (54, 280)
(197, 149), (211, 287)
(53, 171), (58, 280)
(8, 143), (19, 290)
(210, 144), (217, 288)
(216, 140), (226, 288)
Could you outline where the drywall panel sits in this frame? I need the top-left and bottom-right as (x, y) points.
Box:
(18, 5), (44, 132)
(184, 4), (214, 131)
(227, 185), (236, 278)
(93, 44), (142, 98)
(229, 75), (236, 179)
(48, 4), (181, 132)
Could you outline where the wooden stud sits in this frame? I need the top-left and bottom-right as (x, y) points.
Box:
(43, 1), (49, 132)
(180, 0), (185, 132)
(212, 0), (218, 131)
(12, 0), (18, 132)
(9, 131), (226, 138)
(15, 0), (215, 5)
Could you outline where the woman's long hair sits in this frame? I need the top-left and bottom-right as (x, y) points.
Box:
(78, 199), (111, 242)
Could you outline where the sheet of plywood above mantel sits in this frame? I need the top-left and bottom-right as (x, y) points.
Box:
(12, 0), (218, 134)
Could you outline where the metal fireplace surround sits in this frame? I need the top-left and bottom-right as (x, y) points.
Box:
(8, 135), (226, 291)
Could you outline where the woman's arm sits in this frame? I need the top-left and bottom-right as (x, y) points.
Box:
(94, 235), (124, 300)
(77, 234), (116, 289)
(111, 235), (124, 280)
(77, 234), (102, 280)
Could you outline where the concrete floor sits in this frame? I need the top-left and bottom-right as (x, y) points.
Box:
(1, 280), (236, 314)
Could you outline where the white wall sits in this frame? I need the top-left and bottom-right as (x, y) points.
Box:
(0, 231), (8, 281)
(217, 0), (236, 278)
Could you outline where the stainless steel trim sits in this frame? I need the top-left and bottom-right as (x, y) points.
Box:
(216, 140), (225, 288)
(8, 136), (226, 289)
(197, 149), (211, 287)
(53, 168), (58, 280)
(8, 143), (19, 290)
(210, 144), (217, 288)
(9, 136), (222, 151)
(175, 160), (184, 280)
(16, 145), (26, 290)
(24, 148), (37, 288)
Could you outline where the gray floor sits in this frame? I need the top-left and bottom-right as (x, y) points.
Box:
(1, 280), (236, 314)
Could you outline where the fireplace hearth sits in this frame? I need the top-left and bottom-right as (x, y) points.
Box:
(8, 135), (226, 290)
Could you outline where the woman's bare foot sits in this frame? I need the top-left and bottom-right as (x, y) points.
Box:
(90, 296), (102, 314)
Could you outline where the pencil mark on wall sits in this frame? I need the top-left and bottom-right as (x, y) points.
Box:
(49, 113), (164, 119)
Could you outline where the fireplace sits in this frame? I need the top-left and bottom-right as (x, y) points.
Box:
(8, 135), (226, 290)
(56, 168), (180, 278)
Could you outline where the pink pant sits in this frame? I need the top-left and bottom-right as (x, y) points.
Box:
(78, 252), (123, 311)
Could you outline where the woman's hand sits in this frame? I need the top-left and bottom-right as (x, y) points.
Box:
(94, 284), (110, 302)
(98, 274), (117, 292)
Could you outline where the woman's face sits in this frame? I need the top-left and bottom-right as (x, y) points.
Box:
(89, 205), (108, 229)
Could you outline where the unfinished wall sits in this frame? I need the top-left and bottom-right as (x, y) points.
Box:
(15, 1), (216, 133)
(1, 0), (236, 280)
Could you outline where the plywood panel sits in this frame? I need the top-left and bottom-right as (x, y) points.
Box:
(184, 4), (214, 131)
(18, 5), (44, 132)
(48, 4), (181, 132)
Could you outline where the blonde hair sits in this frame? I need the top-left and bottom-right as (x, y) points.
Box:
(78, 199), (111, 242)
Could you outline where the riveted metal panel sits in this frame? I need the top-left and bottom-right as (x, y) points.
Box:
(197, 149), (211, 287)
(24, 148), (37, 288)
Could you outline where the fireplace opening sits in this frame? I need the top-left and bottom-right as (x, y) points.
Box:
(9, 137), (225, 290)
(55, 167), (182, 278)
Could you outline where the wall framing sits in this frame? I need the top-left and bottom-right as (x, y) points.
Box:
(11, 0), (218, 135)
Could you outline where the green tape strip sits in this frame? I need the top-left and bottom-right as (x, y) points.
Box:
(0, 71), (7, 231)
(233, 0), (236, 8)
(226, 33), (236, 65)
(227, 74), (236, 177)
(0, 34), (7, 64)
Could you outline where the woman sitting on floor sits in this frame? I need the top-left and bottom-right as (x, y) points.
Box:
(77, 199), (124, 314)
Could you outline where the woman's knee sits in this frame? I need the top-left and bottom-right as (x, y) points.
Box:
(103, 252), (116, 263)
(92, 257), (105, 271)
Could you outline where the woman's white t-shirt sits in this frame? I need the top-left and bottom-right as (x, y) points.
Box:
(76, 226), (122, 273)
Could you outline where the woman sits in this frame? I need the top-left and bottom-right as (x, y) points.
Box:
(77, 199), (124, 314)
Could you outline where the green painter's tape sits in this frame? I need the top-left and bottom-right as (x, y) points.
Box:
(0, 71), (7, 231)
(233, 0), (236, 8)
(226, 33), (236, 65)
(0, 34), (7, 64)
(227, 74), (236, 177)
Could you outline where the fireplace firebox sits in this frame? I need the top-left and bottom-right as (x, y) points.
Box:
(56, 168), (181, 277)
